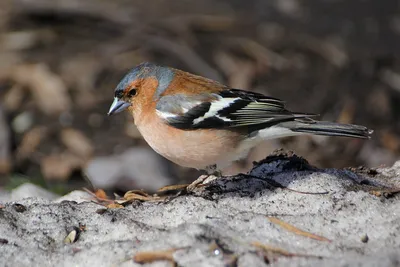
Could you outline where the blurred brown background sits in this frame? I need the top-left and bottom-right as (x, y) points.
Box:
(0, 0), (399, 193)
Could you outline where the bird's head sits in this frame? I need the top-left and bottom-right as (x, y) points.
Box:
(107, 62), (174, 116)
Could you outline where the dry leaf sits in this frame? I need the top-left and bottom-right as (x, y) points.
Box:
(41, 152), (82, 181)
(124, 190), (150, 197)
(133, 248), (178, 264)
(381, 130), (400, 152)
(267, 217), (331, 242)
(337, 100), (355, 125)
(94, 189), (108, 200)
(2, 31), (36, 51)
(15, 126), (47, 161)
(11, 64), (71, 115)
(2, 30), (55, 51)
(369, 188), (400, 198)
(233, 38), (288, 70)
(60, 55), (102, 109)
(252, 241), (323, 260)
(60, 128), (94, 159)
(123, 191), (154, 202)
(82, 188), (114, 205)
(0, 159), (11, 174)
(188, 14), (234, 31)
(214, 51), (256, 89)
(112, 190), (165, 204)
(60, 55), (100, 93)
(292, 34), (348, 67)
(157, 184), (189, 192)
(3, 84), (24, 111)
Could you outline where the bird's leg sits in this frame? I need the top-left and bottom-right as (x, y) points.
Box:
(205, 164), (222, 176)
(161, 165), (222, 198)
(186, 164), (221, 192)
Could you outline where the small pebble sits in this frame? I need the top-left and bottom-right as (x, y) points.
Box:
(64, 226), (81, 244)
(12, 112), (33, 133)
(13, 203), (27, 213)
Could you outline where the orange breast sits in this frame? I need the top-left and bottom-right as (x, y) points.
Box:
(133, 106), (243, 169)
(138, 120), (243, 169)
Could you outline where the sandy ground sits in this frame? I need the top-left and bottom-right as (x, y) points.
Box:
(0, 153), (399, 267)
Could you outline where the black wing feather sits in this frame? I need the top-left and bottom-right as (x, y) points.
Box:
(166, 102), (227, 129)
(161, 89), (317, 132)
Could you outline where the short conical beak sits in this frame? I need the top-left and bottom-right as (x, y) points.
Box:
(108, 97), (131, 116)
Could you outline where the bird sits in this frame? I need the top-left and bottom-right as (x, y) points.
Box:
(108, 62), (372, 178)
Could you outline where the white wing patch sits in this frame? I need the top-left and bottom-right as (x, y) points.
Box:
(192, 97), (239, 125)
(156, 100), (201, 120)
(156, 110), (178, 120)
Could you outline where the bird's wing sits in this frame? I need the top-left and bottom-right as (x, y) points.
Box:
(155, 89), (317, 132)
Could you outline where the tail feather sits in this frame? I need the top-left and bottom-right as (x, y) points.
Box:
(284, 121), (373, 139)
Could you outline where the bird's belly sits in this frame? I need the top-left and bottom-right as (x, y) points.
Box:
(137, 124), (246, 170)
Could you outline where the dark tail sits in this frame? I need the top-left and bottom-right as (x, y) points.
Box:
(283, 121), (373, 139)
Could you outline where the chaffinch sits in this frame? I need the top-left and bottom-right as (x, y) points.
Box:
(108, 62), (372, 174)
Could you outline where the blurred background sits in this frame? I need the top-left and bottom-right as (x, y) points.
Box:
(0, 0), (399, 194)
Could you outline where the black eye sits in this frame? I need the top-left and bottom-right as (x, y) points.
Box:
(115, 90), (124, 99)
(128, 88), (137, 97)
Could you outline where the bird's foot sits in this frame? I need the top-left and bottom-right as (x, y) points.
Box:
(158, 165), (222, 199)
(186, 174), (210, 192)
(186, 169), (222, 193)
